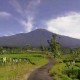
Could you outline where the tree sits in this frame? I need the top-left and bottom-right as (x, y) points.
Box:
(48, 34), (61, 58)
(24, 45), (33, 50)
(40, 45), (45, 51)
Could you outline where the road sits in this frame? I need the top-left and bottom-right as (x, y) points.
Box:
(27, 58), (54, 80)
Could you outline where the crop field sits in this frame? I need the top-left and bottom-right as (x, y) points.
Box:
(49, 53), (80, 80)
(0, 52), (48, 80)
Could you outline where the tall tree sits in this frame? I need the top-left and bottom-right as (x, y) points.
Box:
(48, 34), (61, 58)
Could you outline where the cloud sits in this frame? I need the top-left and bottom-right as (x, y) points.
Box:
(0, 12), (11, 18)
(19, 17), (33, 32)
(23, 0), (41, 32)
(25, 0), (41, 17)
(9, 0), (41, 32)
(9, 0), (23, 16)
(46, 12), (80, 39)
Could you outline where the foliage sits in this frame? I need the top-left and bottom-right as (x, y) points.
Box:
(50, 53), (80, 80)
(0, 53), (48, 80)
(48, 34), (61, 58)
(49, 63), (71, 80)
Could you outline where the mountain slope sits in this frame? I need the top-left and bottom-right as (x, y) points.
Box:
(0, 29), (80, 48)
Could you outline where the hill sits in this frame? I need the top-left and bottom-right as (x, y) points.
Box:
(0, 29), (80, 48)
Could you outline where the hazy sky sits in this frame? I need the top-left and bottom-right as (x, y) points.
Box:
(0, 0), (80, 39)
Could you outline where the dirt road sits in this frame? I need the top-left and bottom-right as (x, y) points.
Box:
(27, 58), (54, 80)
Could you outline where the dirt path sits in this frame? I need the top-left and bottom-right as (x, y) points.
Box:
(27, 58), (54, 80)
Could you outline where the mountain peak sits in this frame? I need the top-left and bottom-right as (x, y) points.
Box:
(31, 28), (51, 33)
(36, 28), (46, 30)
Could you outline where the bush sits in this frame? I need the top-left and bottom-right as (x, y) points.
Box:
(49, 62), (80, 80)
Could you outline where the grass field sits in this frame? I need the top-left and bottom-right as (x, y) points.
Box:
(0, 52), (48, 80)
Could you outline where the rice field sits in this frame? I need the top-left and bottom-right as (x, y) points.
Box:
(0, 52), (48, 80)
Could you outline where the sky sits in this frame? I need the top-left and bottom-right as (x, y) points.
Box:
(0, 0), (80, 39)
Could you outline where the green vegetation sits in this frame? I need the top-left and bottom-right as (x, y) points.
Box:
(0, 51), (48, 80)
(48, 34), (80, 80)
(50, 60), (80, 80)
(1, 34), (80, 80)
(48, 34), (61, 58)
(50, 63), (71, 80)
(49, 50), (80, 80)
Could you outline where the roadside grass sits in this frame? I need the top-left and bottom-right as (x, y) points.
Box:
(0, 53), (48, 80)
(49, 62), (72, 80)
(49, 54), (80, 80)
